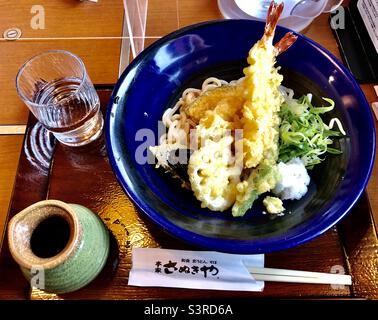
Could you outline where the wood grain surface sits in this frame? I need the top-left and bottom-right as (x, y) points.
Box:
(0, 0), (124, 228)
(0, 0), (124, 125)
(339, 193), (378, 299)
(0, 0), (123, 38)
(146, 0), (180, 36)
(0, 136), (24, 239)
(0, 40), (122, 125)
(0, 112), (56, 299)
(361, 83), (378, 232)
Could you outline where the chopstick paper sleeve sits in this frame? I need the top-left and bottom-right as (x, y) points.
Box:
(128, 248), (265, 292)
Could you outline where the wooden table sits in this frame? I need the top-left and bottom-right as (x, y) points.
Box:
(1, 0), (378, 300)
(0, 0), (125, 239)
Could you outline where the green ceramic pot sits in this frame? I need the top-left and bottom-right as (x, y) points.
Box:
(8, 200), (109, 294)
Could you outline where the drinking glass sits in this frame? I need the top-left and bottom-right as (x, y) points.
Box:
(16, 50), (103, 147)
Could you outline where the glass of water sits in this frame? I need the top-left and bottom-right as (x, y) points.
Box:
(16, 50), (103, 147)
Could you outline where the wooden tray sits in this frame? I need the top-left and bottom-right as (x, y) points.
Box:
(1, 89), (377, 300)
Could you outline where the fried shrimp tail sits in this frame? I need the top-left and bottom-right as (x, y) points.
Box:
(263, 1), (284, 43)
(274, 32), (298, 56)
(264, 2), (297, 55)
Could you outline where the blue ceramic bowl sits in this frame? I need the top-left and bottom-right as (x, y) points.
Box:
(106, 20), (375, 253)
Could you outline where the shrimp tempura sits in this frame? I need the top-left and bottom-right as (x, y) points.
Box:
(241, 2), (296, 168)
(232, 1), (297, 216)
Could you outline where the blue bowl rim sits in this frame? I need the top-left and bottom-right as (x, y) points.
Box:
(105, 19), (376, 253)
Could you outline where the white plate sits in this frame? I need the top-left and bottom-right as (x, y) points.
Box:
(217, 0), (314, 32)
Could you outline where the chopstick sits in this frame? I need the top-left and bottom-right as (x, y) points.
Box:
(246, 267), (352, 285)
(0, 125), (26, 135)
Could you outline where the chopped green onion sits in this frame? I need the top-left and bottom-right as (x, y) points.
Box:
(278, 95), (343, 169)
